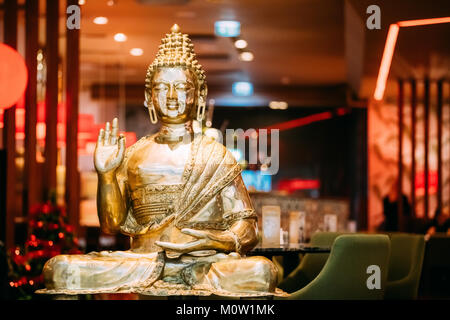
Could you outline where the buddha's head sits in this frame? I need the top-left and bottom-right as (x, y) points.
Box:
(145, 24), (207, 125)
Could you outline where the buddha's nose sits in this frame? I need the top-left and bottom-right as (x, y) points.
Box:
(168, 84), (177, 101)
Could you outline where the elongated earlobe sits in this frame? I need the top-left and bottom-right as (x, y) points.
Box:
(196, 85), (207, 122)
(197, 98), (206, 122)
(145, 100), (158, 124)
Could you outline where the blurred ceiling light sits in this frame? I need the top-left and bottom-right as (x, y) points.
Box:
(239, 51), (254, 62)
(214, 21), (240, 37)
(107, 0), (116, 6)
(114, 33), (127, 42)
(78, 0), (85, 5)
(269, 101), (288, 110)
(93, 17), (108, 25)
(130, 48), (144, 56)
(234, 39), (247, 49)
(232, 81), (253, 96)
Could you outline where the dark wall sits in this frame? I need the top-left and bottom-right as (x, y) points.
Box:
(211, 106), (366, 214)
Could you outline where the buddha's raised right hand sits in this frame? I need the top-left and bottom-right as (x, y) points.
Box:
(94, 117), (126, 175)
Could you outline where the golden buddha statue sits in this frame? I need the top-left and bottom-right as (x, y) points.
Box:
(40, 24), (284, 297)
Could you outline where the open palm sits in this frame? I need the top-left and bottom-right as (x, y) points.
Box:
(94, 118), (126, 174)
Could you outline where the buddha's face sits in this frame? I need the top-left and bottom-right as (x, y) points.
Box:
(149, 67), (197, 124)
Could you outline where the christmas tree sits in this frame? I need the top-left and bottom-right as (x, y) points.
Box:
(7, 201), (82, 299)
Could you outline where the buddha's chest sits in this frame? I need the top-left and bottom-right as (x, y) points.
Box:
(127, 142), (191, 188)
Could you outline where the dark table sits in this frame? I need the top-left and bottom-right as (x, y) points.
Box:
(248, 244), (331, 276)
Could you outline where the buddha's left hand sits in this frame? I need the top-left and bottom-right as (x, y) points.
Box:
(155, 228), (235, 253)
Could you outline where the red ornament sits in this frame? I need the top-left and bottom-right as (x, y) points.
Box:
(42, 204), (51, 214)
(48, 223), (59, 230)
(0, 44), (28, 109)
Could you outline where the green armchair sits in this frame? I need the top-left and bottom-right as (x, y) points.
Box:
(385, 233), (425, 300)
(278, 232), (342, 293)
(279, 234), (391, 300)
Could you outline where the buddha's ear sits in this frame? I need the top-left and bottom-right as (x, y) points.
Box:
(144, 88), (151, 106)
(199, 83), (208, 101)
(196, 83), (207, 121)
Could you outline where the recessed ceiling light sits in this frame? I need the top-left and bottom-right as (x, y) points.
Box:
(130, 48), (144, 56)
(269, 101), (288, 110)
(239, 51), (254, 62)
(107, 0), (116, 6)
(214, 21), (240, 37)
(232, 82), (253, 96)
(234, 39), (247, 49)
(78, 0), (85, 5)
(114, 33), (127, 42)
(93, 17), (108, 25)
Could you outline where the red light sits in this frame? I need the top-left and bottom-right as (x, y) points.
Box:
(79, 114), (95, 133)
(398, 17), (450, 27)
(264, 112), (333, 132)
(374, 24), (399, 101)
(336, 108), (348, 116)
(0, 44), (28, 109)
(124, 132), (137, 148)
(279, 179), (320, 193)
(415, 171), (438, 195)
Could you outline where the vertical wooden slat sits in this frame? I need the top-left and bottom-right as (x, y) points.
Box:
(24, 0), (40, 214)
(446, 80), (450, 212)
(2, 0), (18, 250)
(437, 80), (443, 213)
(424, 78), (430, 220)
(2, 109), (16, 249)
(44, 0), (59, 199)
(410, 79), (417, 217)
(65, 0), (80, 230)
(397, 79), (404, 231)
(4, 0), (18, 48)
(448, 81), (450, 214)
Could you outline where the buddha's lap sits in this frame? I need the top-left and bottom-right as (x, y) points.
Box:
(43, 251), (277, 292)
